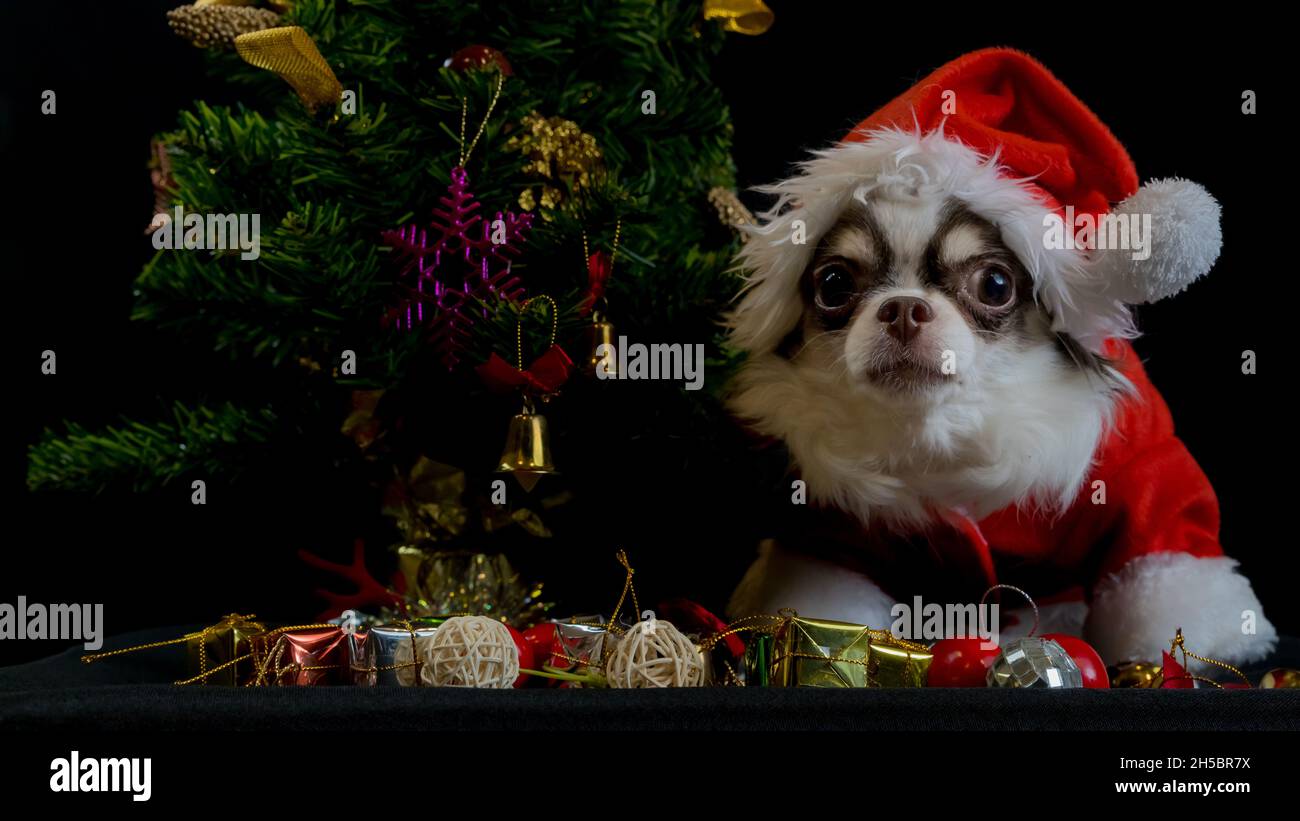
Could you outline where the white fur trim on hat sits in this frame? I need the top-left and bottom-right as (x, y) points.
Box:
(1086, 178), (1222, 304)
(727, 126), (1220, 355)
(1084, 553), (1276, 667)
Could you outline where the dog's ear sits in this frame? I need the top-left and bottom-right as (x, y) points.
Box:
(1053, 331), (1128, 391)
(726, 202), (817, 355)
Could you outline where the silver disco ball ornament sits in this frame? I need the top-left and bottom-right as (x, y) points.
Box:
(987, 637), (1083, 688)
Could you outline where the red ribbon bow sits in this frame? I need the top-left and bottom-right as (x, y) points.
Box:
(476, 345), (574, 396)
(580, 251), (612, 316)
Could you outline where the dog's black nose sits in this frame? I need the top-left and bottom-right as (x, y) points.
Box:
(877, 296), (934, 344)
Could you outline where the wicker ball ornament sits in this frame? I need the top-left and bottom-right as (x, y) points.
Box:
(426, 616), (520, 688)
(606, 615), (705, 688)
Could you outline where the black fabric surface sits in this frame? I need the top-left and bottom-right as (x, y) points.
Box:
(2, 627), (1299, 732)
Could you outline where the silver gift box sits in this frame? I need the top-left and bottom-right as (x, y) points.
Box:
(348, 623), (439, 686)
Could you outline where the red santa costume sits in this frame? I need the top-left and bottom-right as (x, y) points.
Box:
(726, 49), (1276, 666)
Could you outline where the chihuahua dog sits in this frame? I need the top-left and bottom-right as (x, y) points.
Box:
(722, 50), (1275, 666)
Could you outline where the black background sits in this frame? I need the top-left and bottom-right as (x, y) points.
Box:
(1, 1), (1290, 666)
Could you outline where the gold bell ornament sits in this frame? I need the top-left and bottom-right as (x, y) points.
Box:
(588, 310), (618, 377)
(496, 396), (557, 492)
(476, 296), (573, 492)
(581, 222), (621, 377)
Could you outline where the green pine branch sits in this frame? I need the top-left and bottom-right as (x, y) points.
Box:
(28, 403), (278, 493)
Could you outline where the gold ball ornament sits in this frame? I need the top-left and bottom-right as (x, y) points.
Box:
(1260, 668), (1300, 688)
(605, 614), (705, 688)
(1109, 660), (1162, 688)
(426, 615), (520, 688)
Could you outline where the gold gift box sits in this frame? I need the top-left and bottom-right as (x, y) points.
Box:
(770, 616), (931, 688)
(184, 614), (266, 686)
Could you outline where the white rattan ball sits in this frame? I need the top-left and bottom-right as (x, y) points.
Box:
(606, 617), (704, 688)
(426, 615), (520, 688)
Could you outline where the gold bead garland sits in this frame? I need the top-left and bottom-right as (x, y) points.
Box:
(167, 4), (281, 50)
(708, 186), (756, 239)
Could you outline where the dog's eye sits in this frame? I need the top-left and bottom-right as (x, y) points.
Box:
(971, 267), (1015, 308)
(815, 266), (856, 311)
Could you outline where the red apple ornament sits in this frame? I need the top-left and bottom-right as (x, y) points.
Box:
(446, 44), (513, 76)
(927, 638), (1001, 687)
(521, 622), (557, 663)
(1043, 633), (1109, 689)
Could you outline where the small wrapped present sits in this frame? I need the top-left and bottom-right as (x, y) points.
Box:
(81, 612), (268, 686)
(543, 617), (607, 675)
(349, 622), (438, 686)
(252, 626), (350, 686)
(183, 613), (267, 686)
(770, 615), (931, 688)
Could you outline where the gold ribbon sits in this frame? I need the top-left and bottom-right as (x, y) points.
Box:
(234, 26), (342, 111)
(604, 550), (640, 636)
(81, 613), (266, 686)
(703, 0), (774, 35)
(1159, 628), (1251, 689)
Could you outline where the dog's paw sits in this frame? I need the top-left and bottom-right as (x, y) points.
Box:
(1084, 553), (1277, 666)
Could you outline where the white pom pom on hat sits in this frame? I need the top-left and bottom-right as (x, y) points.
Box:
(1088, 177), (1222, 304)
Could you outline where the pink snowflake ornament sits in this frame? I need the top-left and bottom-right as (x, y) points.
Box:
(384, 167), (533, 368)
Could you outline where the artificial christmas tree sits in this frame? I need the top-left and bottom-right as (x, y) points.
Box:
(26, 0), (765, 618)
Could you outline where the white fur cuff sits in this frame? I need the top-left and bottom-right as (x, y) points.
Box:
(1084, 553), (1277, 667)
(727, 542), (898, 628)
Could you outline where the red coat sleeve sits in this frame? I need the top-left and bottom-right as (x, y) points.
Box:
(1064, 340), (1224, 578)
(976, 340), (1223, 582)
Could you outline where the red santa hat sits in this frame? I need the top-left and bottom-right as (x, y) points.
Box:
(729, 48), (1222, 356)
(853, 47), (1221, 303)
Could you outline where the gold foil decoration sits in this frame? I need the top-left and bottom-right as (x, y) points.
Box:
(382, 457), (469, 545)
(703, 0), (774, 35)
(506, 112), (603, 212)
(234, 26), (342, 111)
(341, 389), (384, 451)
(393, 547), (549, 625)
